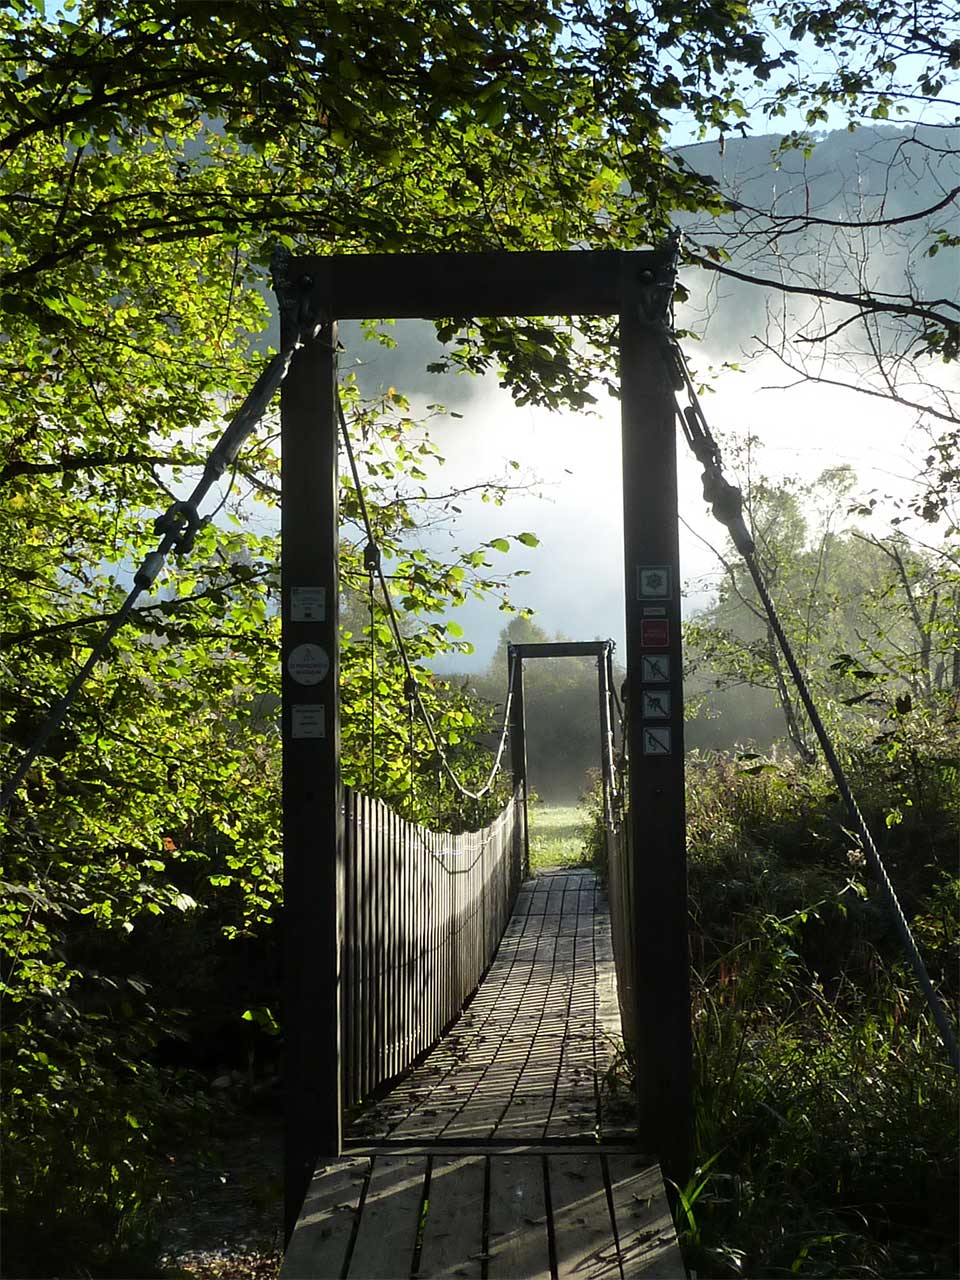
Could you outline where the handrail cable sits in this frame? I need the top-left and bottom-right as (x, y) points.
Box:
(0, 277), (323, 815)
(337, 391), (515, 802)
(663, 331), (960, 1078)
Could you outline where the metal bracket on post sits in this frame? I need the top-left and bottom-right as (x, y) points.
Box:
(634, 237), (680, 333)
(597, 641), (618, 829)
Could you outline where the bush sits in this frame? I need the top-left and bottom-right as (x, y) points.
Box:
(682, 746), (959, 1279)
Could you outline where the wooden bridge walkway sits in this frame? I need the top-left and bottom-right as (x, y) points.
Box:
(282, 868), (685, 1278)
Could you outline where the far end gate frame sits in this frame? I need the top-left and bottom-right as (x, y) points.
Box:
(506, 639), (621, 873)
(276, 248), (693, 1238)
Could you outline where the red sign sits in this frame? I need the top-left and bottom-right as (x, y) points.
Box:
(641, 618), (669, 647)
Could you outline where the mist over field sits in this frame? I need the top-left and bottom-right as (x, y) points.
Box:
(291, 125), (956, 782)
(324, 125), (958, 697)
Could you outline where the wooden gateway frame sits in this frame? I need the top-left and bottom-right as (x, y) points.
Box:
(506, 638), (621, 874)
(276, 249), (692, 1235)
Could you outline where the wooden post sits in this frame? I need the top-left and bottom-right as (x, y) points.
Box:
(597, 648), (613, 827)
(619, 267), (692, 1182)
(507, 646), (529, 877)
(280, 295), (343, 1239)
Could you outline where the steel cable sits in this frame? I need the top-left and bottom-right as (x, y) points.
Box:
(666, 334), (960, 1077)
(337, 392), (515, 803)
(0, 282), (322, 814)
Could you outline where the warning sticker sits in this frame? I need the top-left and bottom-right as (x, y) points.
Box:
(291, 705), (326, 739)
(641, 654), (670, 683)
(287, 642), (330, 685)
(642, 690), (671, 720)
(291, 586), (326, 622)
(640, 618), (669, 648)
(642, 726), (672, 755)
(638, 566), (672, 599)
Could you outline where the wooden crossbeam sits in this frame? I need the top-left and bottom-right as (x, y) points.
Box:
(291, 248), (674, 319)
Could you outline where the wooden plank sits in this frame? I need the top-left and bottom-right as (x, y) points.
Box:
(342, 791), (354, 1108)
(417, 1157), (486, 1279)
(282, 1156), (370, 1280)
(487, 1156), (551, 1280)
(294, 249), (675, 321)
(391, 1104), (460, 1140)
(442, 1102), (504, 1140)
(388, 807), (399, 1080)
(346, 790), (360, 1108)
(361, 795), (374, 1099)
(414, 835), (427, 1060)
(380, 806), (391, 1083)
(345, 1143), (644, 1157)
(427, 834), (438, 1050)
(594, 889), (621, 1042)
(510, 641), (610, 660)
(547, 1155), (617, 1280)
(402, 812), (412, 1067)
(347, 1155), (427, 1279)
(606, 1157), (686, 1278)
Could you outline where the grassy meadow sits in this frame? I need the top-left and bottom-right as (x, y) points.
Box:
(526, 803), (590, 872)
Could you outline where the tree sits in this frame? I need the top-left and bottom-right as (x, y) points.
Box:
(1, 0), (958, 1269)
(684, 448), (960, 755)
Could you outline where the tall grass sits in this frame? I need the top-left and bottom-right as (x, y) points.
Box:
(526, 802), (590, 872)
(581, 743), (958, 1277)
(681, 749), (959, 1278)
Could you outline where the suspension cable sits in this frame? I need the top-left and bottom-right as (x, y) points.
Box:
(405, 674), (417, 814)
(337, 391), (515, 802)
(0, 277), (322, 814)
(664, 333), (960, 1078)
(365, 539), (380, 792)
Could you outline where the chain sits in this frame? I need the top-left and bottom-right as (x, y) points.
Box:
(337, 391), (515, 804)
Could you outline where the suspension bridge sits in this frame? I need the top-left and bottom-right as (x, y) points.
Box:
(5, 244), (956, 1278)
(279, 630), (687, 1278)
(276, 249), (694, 1277)
(274, 246), (959, 1275)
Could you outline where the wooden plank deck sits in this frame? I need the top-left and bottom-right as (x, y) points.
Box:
(282, 869), (686, 1279)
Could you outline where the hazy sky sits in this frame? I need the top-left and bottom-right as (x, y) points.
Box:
(343, 283), (943, 675)
(231, 123), (955, 678)
(333, 116), (960, 674)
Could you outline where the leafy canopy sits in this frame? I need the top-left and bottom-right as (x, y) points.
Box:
(1, 0), (958, 1271)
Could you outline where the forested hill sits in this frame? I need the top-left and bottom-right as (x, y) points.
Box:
(682, 123), (958, 228)
(331, 124), (959, 402)
(672, 123), (960, 354)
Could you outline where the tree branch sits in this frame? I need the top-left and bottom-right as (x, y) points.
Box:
(0, 451), (195, 486)
(688, 251), (960, 326)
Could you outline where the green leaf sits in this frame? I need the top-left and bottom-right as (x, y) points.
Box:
(242, 1006), (280, 1035)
